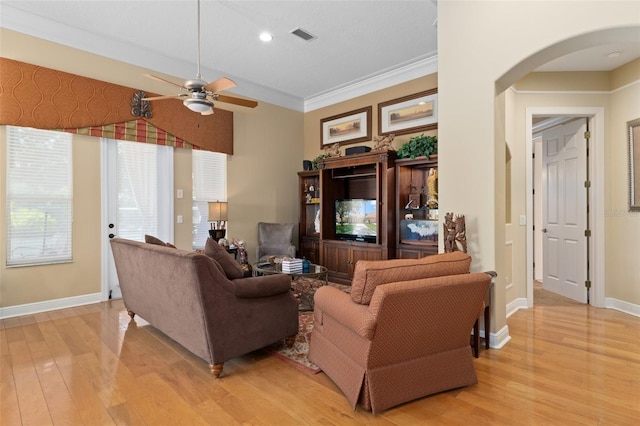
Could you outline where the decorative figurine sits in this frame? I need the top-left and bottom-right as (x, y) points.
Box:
(427, 168), (438, 208)
(407, 181), (420, 209)
(324, 142), (342, 158)
(443, 212), (467, 253)
(372, 134), (395, 152)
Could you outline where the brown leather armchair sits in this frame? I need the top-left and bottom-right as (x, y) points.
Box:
(308, 252), (491, 413)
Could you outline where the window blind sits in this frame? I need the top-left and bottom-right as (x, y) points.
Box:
(192, 150), (227, 249)
(6, 126), (73, 266)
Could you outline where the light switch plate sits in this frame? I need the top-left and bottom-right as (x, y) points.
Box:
(519, 215), (526, 225)
(177, 189), (184, 199)
(177, 215), (183, 224)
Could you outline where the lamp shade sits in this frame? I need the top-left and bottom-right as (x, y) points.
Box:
(208, 201), (228, 221)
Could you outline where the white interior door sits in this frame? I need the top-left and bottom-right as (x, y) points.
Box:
(541, 119), (588, 303)
(102, 139), (174, 300)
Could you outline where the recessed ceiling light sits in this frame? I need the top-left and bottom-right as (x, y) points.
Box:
(607, 50), (622, 58)
(259, 32), (273, 42)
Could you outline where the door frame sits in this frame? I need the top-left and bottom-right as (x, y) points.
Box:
(525, 107), (605, 308)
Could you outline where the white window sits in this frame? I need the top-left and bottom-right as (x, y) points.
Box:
(6, 126), (73, 266)
(192, 150), (226, 249)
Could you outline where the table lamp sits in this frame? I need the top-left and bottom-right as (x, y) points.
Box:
(208, 201), (228, 242)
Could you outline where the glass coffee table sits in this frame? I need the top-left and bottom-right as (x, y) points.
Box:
(252, 262), (328, 311)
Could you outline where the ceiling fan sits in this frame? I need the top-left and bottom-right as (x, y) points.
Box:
(142, 0), (257, 115)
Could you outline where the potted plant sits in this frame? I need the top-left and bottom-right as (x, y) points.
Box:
(311, 154), (328, 170)
(396, 134), (438, 159)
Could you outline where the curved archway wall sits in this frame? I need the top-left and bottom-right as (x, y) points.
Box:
(439, 1), (640, 348)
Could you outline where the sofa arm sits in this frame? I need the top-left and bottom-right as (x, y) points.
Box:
(230, 274), (292, 298)
(314, 286), (376, 340)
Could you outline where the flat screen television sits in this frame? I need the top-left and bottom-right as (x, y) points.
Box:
(335, 198), (377, 243)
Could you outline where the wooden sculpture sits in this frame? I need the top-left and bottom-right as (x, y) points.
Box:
(372, 134), (395, 152)
(443, 212), (467, 253)
(324, 142), (342, 158)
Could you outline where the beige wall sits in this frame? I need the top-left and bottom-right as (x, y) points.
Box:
(439, 1), (640, 337)
(303, 74), (438, 161)
(228, 103), (303, 263)
(0, 27), (303, 310)
(0, 100), (302, 310)
(0, 131), (102, 307)
(607, 62), (640, 304)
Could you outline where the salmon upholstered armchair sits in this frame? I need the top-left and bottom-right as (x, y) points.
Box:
(308, 252), (491, 414)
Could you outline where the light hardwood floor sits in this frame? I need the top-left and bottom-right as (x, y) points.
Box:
(2, 299), (639, 425)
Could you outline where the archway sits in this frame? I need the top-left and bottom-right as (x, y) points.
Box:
(495, 26), (640, 310)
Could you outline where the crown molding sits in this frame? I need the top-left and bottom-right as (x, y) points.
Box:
(304, 55), (438, 112)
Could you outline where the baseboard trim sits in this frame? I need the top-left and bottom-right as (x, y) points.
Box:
(605, 298), (640, 318)
(489, 325), (511, 349)
(506, 297), (529, 318)
(0, 293), (103, 320)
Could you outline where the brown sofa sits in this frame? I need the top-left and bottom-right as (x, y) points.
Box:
(110, 237), (299, 377)
(308, 252), (491, 413)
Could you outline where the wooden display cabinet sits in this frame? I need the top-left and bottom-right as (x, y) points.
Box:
(317, 150), (396, 284)
(298, 170), (321, 263)
(395, 155), (439, 259)
(322, 240), (383, 283)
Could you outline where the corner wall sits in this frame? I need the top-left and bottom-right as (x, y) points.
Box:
(438, 1), (640, 341)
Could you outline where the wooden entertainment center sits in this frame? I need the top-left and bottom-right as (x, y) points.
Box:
(298, 150), (439, 284)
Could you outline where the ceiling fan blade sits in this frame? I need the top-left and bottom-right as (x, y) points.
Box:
(204, 77), (236, 93)
(144, 73), (186, 90)
(142, 94), (187, 101)
(215, 94), (258, 108)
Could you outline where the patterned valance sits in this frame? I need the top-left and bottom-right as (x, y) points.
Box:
(62, 119), (198, 149)
(0, 57), (233, 154)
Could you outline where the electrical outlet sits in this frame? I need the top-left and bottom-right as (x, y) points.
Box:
(177, 215), (183, 224)
(177, 189), (184, 199)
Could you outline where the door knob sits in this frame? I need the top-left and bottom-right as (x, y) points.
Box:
(541, 228), (548, 233)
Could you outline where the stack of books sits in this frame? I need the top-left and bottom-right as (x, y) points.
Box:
(281, 258), (303, 273)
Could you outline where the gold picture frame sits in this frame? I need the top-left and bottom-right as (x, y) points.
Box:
(320, 106), (372, 148)
(378, 88), (438, 136)
(628, 118), (640, 211)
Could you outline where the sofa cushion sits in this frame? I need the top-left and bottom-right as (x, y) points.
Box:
(350, 251), (472, 305)
(204, 238), (244, 280)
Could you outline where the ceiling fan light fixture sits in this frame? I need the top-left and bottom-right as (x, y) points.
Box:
(183, 97), (213, 113)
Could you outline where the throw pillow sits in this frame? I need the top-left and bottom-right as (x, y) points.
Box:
(350, 251), (472, 305)
(204, 238), (244, 280)
(145, 234), (178, 248)
(145, 234), (166, 246)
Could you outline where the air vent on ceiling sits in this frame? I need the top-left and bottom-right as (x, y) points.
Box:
(290, 27), (317, 42)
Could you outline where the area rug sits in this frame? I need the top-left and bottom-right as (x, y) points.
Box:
(265, 312), (320, 374)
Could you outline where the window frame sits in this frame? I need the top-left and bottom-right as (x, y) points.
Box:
(6, 126), (74, 267)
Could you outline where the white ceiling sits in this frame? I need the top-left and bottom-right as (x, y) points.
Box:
(0, 1), (638, 112)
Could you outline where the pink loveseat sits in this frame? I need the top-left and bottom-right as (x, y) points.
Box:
(308, 252), (491, 413)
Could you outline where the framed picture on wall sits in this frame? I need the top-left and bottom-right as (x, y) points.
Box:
(378, 88), (438, 136)
(320, 106), (372, 148)
(628, 118), (640, 211)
